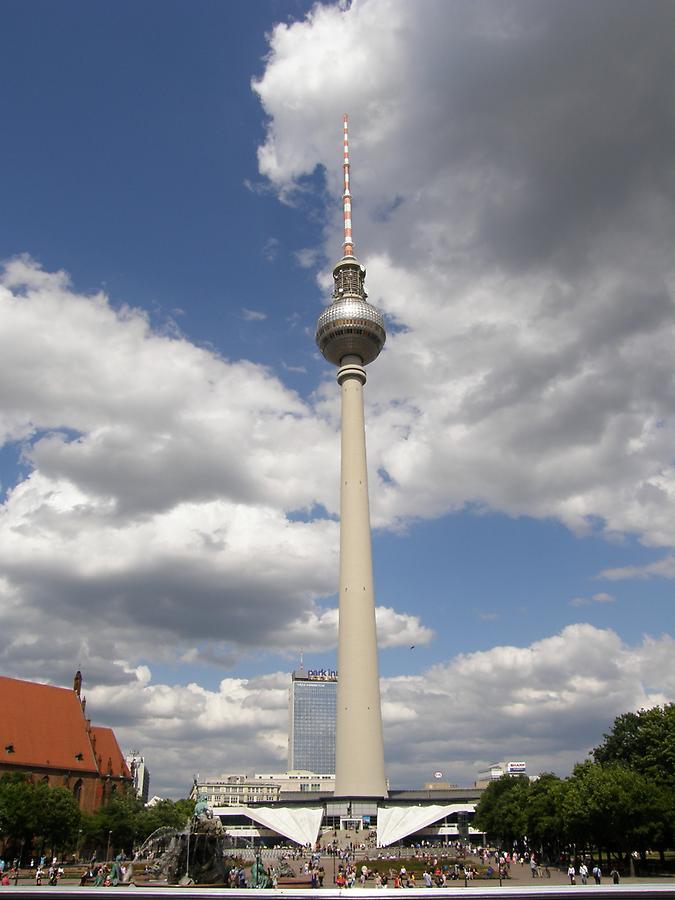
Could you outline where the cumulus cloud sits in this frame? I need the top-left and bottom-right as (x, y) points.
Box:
(79, 625), (674, 795)
(281, 605), (433, 652)
(0, 257), (426, 683)
(253, 0), (675, 548)
(381, 624), (675, 788)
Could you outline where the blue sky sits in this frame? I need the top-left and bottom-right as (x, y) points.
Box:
(1, 0), (673, 795)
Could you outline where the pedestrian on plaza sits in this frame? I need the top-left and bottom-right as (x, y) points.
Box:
(579, 863), (588, 885)
(611, 868), (620, 884)
(592, 865), (601, 884)
(568, 863), (576, 885)
(530, 856), (537, 878)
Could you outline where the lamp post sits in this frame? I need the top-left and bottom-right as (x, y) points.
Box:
(106, 830), (112, 863)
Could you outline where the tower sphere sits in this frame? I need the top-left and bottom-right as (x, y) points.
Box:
(315, 257), (386, 367)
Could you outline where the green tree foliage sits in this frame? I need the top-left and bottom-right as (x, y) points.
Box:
(564, 761), (659, 855)
(473, 774), (529, 848)
(40, 785), (82, 853)
(524, 773), (568, 860)
(0, 772), (195, 860)
(0, 773), (41, 845)
(137, 798), (194, 842)
(81, 794), (196, 857)
(474, 705), (674, 861)
(592, 704), (675, 785)
(592, 703), (675, 859)
(83, 791), (144, 857)
(0, 773), (81, 857)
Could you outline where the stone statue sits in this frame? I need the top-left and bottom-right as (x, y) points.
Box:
(193, 790), (213, 820)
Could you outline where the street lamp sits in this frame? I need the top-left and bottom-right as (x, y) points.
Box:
(106, 830), (112, 863)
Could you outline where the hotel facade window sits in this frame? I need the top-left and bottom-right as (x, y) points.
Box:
(288, 669), (337, 775)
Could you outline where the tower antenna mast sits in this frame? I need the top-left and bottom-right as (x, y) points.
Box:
(342, 114), (354, 257)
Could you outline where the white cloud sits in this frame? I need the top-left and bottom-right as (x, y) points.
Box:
(241, 307), (267, 321)
(569, 592), (616, 607)
(600, 554), (675, 581)
(80, 624), (674, 796)
(0, 256), (431, 684)
(253, 0), (675, 550)
(294, 247), (321, 269)
(380, 624), (675, 789)
(280, 605), (433, 652)
(262, 237), (280, 262)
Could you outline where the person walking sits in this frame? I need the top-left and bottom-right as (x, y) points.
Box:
(579, 863), (588, 885)
(611, 868), (620, 884)
(592, 865), (601, 884)
(568, 863), (576, 885)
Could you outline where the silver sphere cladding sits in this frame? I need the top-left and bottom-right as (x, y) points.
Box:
(315, 298), (386, 367)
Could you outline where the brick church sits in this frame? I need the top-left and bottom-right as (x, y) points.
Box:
(0, 671), (132, 813)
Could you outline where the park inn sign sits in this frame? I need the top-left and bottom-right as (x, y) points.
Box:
(306, 669), (338, 681)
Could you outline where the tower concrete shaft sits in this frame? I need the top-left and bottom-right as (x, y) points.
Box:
(334, 358), (387, 797)
(315, 116), (387, 798)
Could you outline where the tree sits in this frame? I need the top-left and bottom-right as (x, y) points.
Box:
(474, 775), (529, 848)
(0, 773), (80, 861)
(0, 773), (41, 853)
(83, 791), (144, 859)
(136, 798), (194, 843)
(524, 773), (568, 862)
(593, 704), (675, 785)
(592, 704), (675, 863)
(40, 786), (81, 856)
(563, 761), (660, 864)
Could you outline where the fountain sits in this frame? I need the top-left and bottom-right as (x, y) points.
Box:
(134, 793), (232, 886)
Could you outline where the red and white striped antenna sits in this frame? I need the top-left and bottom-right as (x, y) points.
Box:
(342, 113), (354, 257)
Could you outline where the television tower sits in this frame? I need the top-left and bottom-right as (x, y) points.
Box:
(315, 114), (387, 798)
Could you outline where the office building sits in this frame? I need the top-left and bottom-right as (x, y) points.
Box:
(288, 668), (337, 775)
(126, 750), (151, 803)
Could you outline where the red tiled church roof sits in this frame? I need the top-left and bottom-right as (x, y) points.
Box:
(90, 726), (131, 779)
(0, 675), (130, 780)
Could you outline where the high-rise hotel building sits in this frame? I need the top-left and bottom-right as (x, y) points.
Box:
(288, 668), (337, 775)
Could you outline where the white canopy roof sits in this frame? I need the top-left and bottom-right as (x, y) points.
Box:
(215, 806), (323, 847)
(377, 803), (475, 847)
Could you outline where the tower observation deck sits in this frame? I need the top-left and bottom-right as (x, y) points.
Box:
(315, 114), (387, 799)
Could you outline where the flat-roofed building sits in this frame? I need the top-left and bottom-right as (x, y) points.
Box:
(288, 668), (337, 775)
(125, 750), (150, 803)
(190, 773), (280, 807)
